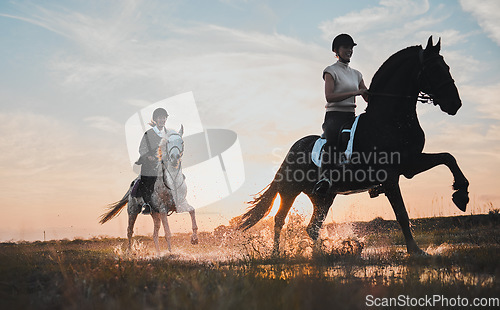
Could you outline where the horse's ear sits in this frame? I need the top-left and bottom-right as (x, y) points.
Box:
(435, 37), (441, 52)
(425, 36), (433, 51)
(179, 124), (184, 137)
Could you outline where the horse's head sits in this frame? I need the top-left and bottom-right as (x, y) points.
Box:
(159, 125), (184, 168)
(420, 36), (462, 115)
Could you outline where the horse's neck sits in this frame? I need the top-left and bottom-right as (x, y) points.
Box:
(165, 164), (183, 186)
(366, 50), (421, 120)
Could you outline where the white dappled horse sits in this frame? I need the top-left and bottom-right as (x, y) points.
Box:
(100, 125), (198, 254)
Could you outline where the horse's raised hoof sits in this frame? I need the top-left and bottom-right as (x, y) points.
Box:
(452, 189), (469, 212)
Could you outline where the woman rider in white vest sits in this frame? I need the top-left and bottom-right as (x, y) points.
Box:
(314, 34), (369, 195)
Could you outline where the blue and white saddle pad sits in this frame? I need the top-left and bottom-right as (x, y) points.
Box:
(311, 114), (362, 167)
(311, 138), (327, 167)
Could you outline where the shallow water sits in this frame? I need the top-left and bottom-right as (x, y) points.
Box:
(113, 238), (497, 289)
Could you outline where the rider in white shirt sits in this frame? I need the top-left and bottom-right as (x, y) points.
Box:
(135, 108), (169, 214)
(314, 34), (368, 196)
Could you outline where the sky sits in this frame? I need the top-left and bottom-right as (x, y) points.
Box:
(1, 0), (499, 242)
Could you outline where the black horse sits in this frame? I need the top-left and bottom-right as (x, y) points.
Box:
(239, 37), (469, 255)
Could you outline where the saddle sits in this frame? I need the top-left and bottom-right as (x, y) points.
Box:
(130, 177), (177, 214)
(338, 119), (356, 153)
(312, 114), (362, 167)
(130, 178), (141, 197)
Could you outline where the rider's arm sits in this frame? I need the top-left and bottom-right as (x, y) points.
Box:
(324, 73), (366, 102)
(139, 132), (157, 162)
(359, 79), (368, 102)
(139, 133), (151, 157)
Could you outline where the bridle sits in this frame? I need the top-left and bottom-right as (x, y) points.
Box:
(417, 52), (455, 104)
(367, 48), (455, 105)
(163, 133), (183, 161)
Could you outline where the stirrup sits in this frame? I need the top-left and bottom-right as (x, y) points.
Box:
(313, 178), (331, 196)
(141, 203), (152, 215)
(166, 207), (176, 216)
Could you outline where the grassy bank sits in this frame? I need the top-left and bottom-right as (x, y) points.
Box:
(1, 213), (499, 309)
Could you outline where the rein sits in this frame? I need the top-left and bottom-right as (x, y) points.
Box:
(162, 161), (182, 191)
(366, 91), (434, 104)
(365, 91), (413, 100)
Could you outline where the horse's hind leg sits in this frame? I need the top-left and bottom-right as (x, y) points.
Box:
(306, 194), (335, 242)
(151, 212), (162, 255)
(127, 212), (139, 252)
(272, 191), (299, 256)
(189, 210), (199, 245)
(385, 181), (425, 255)
(403, 153), (469, 211)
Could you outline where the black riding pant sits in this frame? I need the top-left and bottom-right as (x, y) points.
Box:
(138, 175), (156, 206)
(321, 111), (355, 171)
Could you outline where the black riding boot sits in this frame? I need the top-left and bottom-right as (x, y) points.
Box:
(313, 145), (337, 196)
(139, 176), (156, 215)
(314, 111), (355, 196)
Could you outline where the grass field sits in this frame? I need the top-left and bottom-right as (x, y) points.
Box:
(1, 213), (499, 309)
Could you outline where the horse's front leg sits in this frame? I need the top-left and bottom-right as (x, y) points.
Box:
(403, 153), (469, 211)
(189, 210), (199, 245)
(384, 181), (426, 255)
(151, 212), (162, 255)
(159, 213), (172, 252)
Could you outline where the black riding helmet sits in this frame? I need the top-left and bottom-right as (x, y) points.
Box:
(332, 34), (357, 52)
(152, 107), (169, 120)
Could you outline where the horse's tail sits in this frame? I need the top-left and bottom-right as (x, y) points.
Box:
(239, 181), (279, 231)
(99, 183), (132, 224)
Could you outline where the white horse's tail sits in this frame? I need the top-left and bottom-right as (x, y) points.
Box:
(99, 181), (133, 224)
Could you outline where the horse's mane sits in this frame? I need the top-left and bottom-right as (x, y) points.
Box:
(370, 45), (422, 91)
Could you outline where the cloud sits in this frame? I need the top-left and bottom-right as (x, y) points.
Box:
(461, 83), (500, 120)
(460, 0), (500, 46)
(316, 0), (476, 84)
(0, 1), (330, 196)
(319, 0), (430, 40)
(0, 12), (69, 38)
(84, 116), (122, 133)
(125, 98), (152, 107)
(0, 111), (133, 224)
(1, 3), (331, 227)
(5, 0), (481, 141)
(9, 3), (326, 138)
(0, 112), (126, 178)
